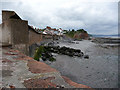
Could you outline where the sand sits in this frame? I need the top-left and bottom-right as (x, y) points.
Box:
(48, 40), (118, 88)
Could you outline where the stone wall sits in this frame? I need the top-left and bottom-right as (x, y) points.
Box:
(0, 24), (2, 45)
(42, 34), (53, 39)
(10, 19), (28, 44)
(2, 21), (12, 45)
(29, 33), (53, 57)
(42, 34), (59, 40)
(2, 10), (15, 22)
(1, 10), (59, 55)
(10, 19), (29, 55)
(1, 10), (29, 55)
(29, 30), (42, 46)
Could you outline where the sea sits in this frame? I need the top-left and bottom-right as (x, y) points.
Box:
(92, 34), (120, 38)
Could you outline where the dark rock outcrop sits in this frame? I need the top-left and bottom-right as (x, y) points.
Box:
(84, 55), (89, 59)
(44, 46), (84, 57)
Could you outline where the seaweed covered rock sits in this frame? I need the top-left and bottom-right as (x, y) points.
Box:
(33, 46), (45, 61)
(34, 46), (56, 62)
(34, 45), (87, 62)
(44, 46), (85, 58)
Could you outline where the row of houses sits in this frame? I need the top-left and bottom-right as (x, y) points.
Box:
(29, 26), (64, 36)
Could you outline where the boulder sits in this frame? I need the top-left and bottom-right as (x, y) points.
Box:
(76, 49), (81, 53)
(78, 54), (82, 57)
(84, 55), (89, 59)
(42, 56), (47, 61)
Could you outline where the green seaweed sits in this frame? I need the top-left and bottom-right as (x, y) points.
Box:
(33, 46), (56, 62)
(33, 46), (45, 61)
(49, 57), (56, 62)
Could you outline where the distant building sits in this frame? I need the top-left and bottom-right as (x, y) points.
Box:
(57, 28), (63, 36)
(43, 26), (63, 36)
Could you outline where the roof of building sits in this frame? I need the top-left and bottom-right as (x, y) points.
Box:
(46, 26), (51, 29)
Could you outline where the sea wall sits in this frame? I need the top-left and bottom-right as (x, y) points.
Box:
(2, 21), (12, 45)
(1, 10), (29, 55)
(29, 30), (42, 46)
(2, 10), (15, 22)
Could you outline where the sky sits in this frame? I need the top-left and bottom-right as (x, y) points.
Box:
(0, 0), (119, 35)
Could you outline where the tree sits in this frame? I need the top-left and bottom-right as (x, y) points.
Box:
(77, 29), (87, 33)
(72, 29), (75, 32)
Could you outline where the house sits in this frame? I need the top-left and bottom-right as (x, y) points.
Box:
(57, 28), (63, 36)
(43, 26), (52, 35)
(43, 26), (63, 36)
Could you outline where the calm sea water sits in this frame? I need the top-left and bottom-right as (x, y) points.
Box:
(92, 35), (120, 38)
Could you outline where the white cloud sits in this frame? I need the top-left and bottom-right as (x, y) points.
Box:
(0, 0), (118, 35)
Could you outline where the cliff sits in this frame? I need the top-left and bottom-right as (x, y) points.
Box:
(65, 29), (89, 40)
(73, 32), (89, 39)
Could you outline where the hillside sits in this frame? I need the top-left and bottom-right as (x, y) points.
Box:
(65, 29), (89, 40)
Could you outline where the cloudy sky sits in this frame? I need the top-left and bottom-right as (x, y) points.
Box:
(0, 0), (119, 35)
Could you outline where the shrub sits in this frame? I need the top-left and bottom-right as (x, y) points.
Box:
(33, 46), (45, 61)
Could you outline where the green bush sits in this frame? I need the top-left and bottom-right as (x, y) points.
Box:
(33, 46), (45, 61)
(65, 29), (88, 38)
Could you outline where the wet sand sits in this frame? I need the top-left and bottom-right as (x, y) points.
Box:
(48, 40), (118, 88)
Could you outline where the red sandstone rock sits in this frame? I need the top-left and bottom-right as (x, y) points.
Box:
(9, 85), (15, 88)
(2, 47), (92, 89)
(2, 58), (12, 63)
(9, 50), (19, 53)
(23, 77), (56, 88)
(74, 32), (89, 39)
(27, 60), (58, 73)
(14, 55), (33, 61)
(62, 76), (92, 88)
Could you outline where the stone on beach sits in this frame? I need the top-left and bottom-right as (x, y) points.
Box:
(84, 55), (89, 59)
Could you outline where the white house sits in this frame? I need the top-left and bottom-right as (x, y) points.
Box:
(57, 28), (63, 36)
(43, 26), (64, 36)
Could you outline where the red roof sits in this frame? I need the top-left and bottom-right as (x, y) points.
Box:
(46, 26), (51, 29)
(51, 29), (57, 31)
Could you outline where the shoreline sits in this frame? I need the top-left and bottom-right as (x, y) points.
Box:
(91, 37), (120, 44)
(45, 39), (118, 88)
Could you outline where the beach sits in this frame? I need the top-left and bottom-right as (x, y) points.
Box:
(47, 40), (118, 88)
